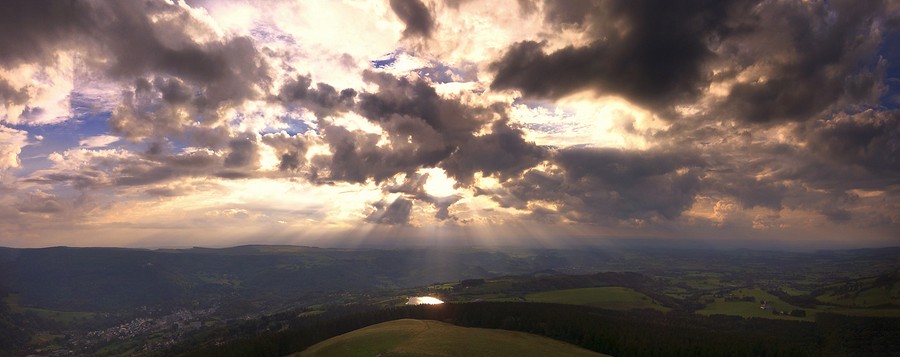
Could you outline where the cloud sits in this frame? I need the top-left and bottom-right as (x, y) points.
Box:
(384, 170), (462, 221)
(0, 59), (76, 125)
(804, 109), (900, 174)
(261, 131), (312, 173)
(78, 135), (120, 148)
(313, 70), (547, 195)
(500, 147), (706, 222)
(1, 1), (269, 127)
(0, 0), (93, 66)
(715, 0), (891, 123)
(489, 0), (896, 126)
(1, 0), (898, 245)
(441, 117), (545, 185)
(278, 74), (357, 117)
(490, 0), (752, 110)
(366, 196), (414, 225)
(0, 125), (28, 172)
(108, 76), (244, 146)
(0, 79), (28, 107)
(357, 70), (487, 143)
(311, 71), (496, 183)
(223, 137), (260, 169)
(390, 0), (435, 39)
(25, 146), (230, 191)
(17, 190), (64, 214)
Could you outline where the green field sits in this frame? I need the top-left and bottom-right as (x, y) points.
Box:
(697, 287), (900, 320)
(525, 287), (670, 311)
(817, 284), (899, 307)
(697, 288), (814, 321)
(4, 293), (97, 324)
(294, 319), (607, 357)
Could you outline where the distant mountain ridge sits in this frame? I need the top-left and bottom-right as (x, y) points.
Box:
(0, 245), (608, 312)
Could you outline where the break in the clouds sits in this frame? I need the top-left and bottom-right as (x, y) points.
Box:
(0, 0), (898, 249)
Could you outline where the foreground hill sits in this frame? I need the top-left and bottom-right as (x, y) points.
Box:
(293, 319), (607, 357)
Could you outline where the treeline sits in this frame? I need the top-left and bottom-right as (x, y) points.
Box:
(161, 302), (900, 357)
(0, 289), (32, 354)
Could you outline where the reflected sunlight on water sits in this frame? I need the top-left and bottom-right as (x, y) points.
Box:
(406, 296), (444, 305)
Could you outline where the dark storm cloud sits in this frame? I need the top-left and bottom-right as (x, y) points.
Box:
(0, 0), (94, 66)
(278, 75), (357, 117)
(109, 79), (196, 141)
(311, 71), (546, 223)
(0, 0), (268, 135)
(490, 0), (753, 109)
(110, 77), (244, 146)
(501, 147), (706, 222)
(718, 0), (890, 123)
(441, 118), (546, 185)
(390, 0), (434, 38)
(804, 110), (900, 174)
(0, 0), (268, 86)
(366, 197), (414, 225)
(313, 123), (413, 183)
(668, 116), (898, 228)
(555, 148), (704, 187)
(710, 173), (787, 211)
(491, 0), (895, 124)
(101, 3), (269, 95)
(153, 77), (192, 105)
(0, 79), (28, 106)
(312, 117), (447, 183)
(313, 71), (497, 183)
(261, 132), (310, 173)
(358, 71), (486, 145)
(224, 138), (260, 169)
(661, 109), (895, 194)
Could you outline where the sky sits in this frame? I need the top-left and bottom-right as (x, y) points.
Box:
(0, 0), (898, 249)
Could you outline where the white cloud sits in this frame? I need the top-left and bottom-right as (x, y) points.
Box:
(0, 54), (75, 125)
(0, 124), (28, 172)
(78, 135), (121, 148)
(510, 95), (666, 150)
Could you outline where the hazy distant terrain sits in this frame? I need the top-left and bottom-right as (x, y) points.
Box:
(0, 245), (611, 312)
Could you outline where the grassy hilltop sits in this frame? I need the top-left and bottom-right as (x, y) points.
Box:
(294, 319), (607, 357)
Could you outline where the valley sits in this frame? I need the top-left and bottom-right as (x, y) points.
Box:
(0, 245), (897, 356)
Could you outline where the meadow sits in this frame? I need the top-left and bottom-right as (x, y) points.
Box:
(525, 287), (670, 311)
(294, 319), (606, 357)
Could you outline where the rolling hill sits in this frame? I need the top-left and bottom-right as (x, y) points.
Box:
(292, 319), (607, 357)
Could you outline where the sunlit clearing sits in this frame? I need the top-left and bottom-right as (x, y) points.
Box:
(511, 93), (668, 150)
(407, 296), (444, 305)
(559, 94), (668, 150)
(420, 167), (458, 197)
